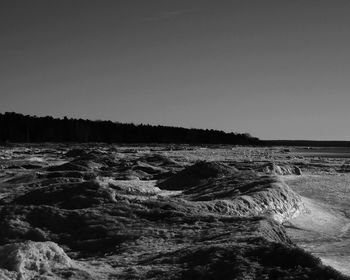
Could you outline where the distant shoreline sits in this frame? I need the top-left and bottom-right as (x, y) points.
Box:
(263, 140), (350, 147)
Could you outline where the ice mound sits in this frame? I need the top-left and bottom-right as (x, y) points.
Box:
(14, 181), (116, 209)
(104, 179), (161, 195)
(158, 161), (238, 190)
(262, 162), (302, 176)
(0, 241), (73, 280)
(64, 148), (88, 158)
(184, 172), (305, 223)
(139, 153), (181, 167)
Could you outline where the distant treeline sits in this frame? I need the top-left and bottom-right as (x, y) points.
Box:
(0, 112), (260, 145)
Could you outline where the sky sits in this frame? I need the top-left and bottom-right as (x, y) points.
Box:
(1, 0), (350, 140)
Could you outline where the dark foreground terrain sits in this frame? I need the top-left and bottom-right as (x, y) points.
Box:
(0, 144), (348, 280)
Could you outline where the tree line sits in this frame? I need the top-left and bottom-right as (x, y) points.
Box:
(0, 112), (260, 145)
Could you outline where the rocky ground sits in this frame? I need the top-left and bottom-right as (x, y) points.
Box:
(0, 144), (349, 279)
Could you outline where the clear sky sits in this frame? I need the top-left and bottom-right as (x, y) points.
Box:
(1, 0), (350, 140)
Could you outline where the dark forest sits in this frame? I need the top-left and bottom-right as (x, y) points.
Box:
(0, 112), (260, 145)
